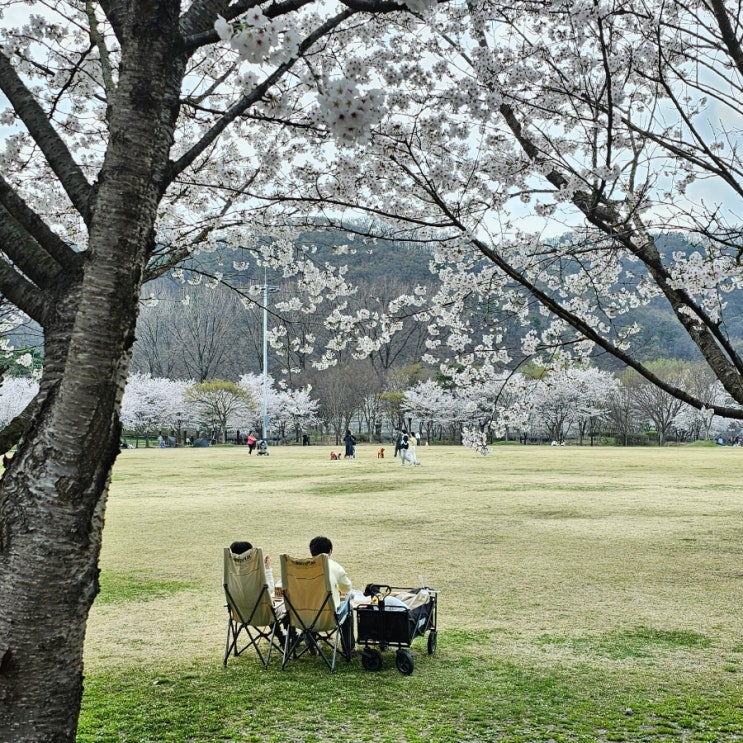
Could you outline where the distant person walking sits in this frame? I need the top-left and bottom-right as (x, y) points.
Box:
(408, 431), (421, 466)
(247, 431), (257, 455)
(399, 430), (410, 465)
(343, 429), (356, 459)
(394, 429), (403, 458)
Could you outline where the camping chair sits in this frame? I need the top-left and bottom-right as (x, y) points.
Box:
(223, 546), (284, 668)
(279, 553), (353, 672)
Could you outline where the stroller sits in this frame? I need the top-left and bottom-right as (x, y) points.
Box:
(354, 584), (438, 675)
(256, 439), (269, 456)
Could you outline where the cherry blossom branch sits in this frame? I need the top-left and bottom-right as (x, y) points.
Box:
(468, 233), (743, 418)
(0, 174), (81, 273)
(168, 8), (356, 183)
(0, 51), (92, 223)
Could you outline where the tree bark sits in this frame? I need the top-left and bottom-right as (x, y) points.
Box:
(0, 0), (181, 738)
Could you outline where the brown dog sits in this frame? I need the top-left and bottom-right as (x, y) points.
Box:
(330, 451), (341, 460)
(377, 448), (385, 459)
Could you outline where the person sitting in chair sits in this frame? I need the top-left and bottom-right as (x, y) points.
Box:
(309, 535), (355, 654)
(230, 540), (286, 641)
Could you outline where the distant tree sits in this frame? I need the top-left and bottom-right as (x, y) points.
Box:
(120, 374), (193, 444)
(605, 384), (641, 446)
(569, 368), (619, 445)
(402, 379), (458, 444)
(272, 387), (321, 442)
(239, 373), (282, 439)
(350, 361), (385, 440)
(528, 366), (616, 443)
(130, 300), (182, 379)
(310, 364), (367, 443)
(185, 380), (255, 443)
(622, 361), (688, 446)
(379, 391), (406, 436)
(171, 288), (246, 382)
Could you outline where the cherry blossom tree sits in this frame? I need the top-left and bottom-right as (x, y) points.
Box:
(271, 0), (743, 422)
(272, 386), (321, 441)
(3, 0), (743, 738)
(402, 378), (458, 443)
(120, 373), (193, 444)
(308, 362), (367, 442)
(0, 1), (428, 737)
(239, 372), (282, 438)
(526, 366), (617, 444)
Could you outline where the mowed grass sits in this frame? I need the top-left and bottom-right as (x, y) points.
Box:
(78, 444), (743, 742)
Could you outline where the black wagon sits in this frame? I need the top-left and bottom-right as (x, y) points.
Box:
(354, 584), (438, 675)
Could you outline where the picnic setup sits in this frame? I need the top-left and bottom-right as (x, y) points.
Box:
(222, 545), (438, 675)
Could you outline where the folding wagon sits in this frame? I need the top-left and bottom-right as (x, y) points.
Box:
(354, 584), (438, 675)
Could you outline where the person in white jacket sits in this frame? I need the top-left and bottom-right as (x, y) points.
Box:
(309, 536), (355, 653)
(403, 431), (421, 466)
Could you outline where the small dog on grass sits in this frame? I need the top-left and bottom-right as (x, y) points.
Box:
(330, 451), (341, 460)
(377, 448), (385, 459)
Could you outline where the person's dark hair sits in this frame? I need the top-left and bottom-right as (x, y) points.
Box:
(309, 536), (332, 556)
(230, 541), (252, 554)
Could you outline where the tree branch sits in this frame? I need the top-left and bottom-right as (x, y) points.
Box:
(0, 258), (49, 327)
(0, 175), (82, 274)
(0, 52), (92, 223)
(0, 205), (66, 292)
(0, 394), (39, 456)
(708, 0), (743, 79)
(167, 7), (356, 182)
(85, 0), (117, 119)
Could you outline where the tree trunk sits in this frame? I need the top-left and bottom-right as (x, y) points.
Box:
(0, 1), (181, 738)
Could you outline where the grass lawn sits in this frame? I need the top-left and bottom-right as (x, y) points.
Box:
(78, 443), (743, 742)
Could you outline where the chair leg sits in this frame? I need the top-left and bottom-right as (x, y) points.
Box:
(224, 616), (237, 667)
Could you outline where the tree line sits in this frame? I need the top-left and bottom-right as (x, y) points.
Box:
(2, 358), (735, 450)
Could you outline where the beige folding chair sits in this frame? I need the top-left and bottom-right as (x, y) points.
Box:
(223, 546), (284, 668)
(279, 553), (353, 672)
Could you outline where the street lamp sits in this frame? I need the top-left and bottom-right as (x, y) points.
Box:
(261, 271), (279, 444)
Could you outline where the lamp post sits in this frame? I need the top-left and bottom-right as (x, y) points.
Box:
(261, 271), (279, 443)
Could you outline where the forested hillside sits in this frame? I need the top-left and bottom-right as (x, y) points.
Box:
(131, 229), (737, 383)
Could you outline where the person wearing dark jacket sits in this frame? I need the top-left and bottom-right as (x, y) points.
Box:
(343, 429), (356, 458)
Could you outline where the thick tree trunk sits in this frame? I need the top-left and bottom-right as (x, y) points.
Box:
(0, 1), (182, 739)
(0, 277), (127, 739)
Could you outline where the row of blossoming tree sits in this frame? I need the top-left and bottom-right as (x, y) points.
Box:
(1, 360), (733, 456)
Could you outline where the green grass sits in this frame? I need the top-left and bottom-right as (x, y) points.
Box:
(78, 444), (743, 742)
(535, 626), (712, 659)
(96, 573), (196, 605)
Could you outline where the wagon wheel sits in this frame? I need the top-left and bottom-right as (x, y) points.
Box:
(395, 649), (414, 675)
(361, 648), (383, 672)
(427, 630), (438, 655)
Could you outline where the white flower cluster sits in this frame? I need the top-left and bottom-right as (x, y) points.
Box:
(316, 79), (385, 145)
(461, 427), (491, 456)
(214, 11), (300, 65)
